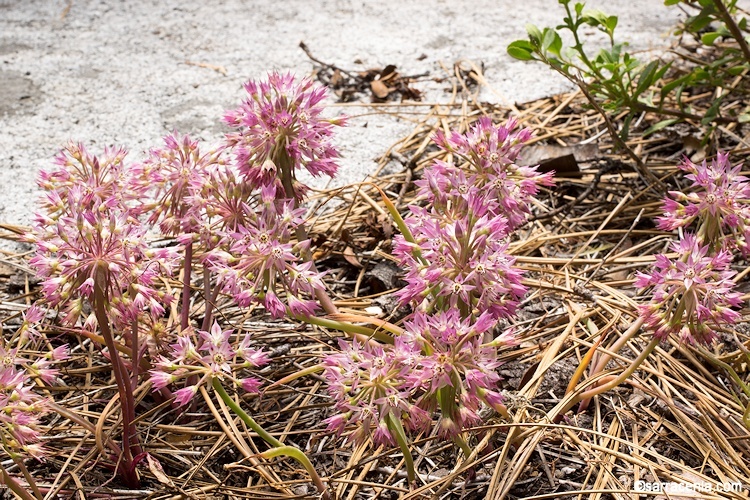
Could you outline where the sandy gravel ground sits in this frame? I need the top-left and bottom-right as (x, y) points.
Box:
(0, 0), (678, 231)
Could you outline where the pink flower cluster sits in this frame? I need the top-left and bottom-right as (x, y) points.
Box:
(658, 153), (750, 255)
(150, 322), (269, 405)
(325, 117), (550, 443)
(224, 72), (345, 201)
(640, 153), (748, 345)
(129, 133), (224, 236)
(635, 234), (741, 345)
(431, 117), (554, 229)
(323, 310), (516, 444)
(206, 191), (325, 318)
(0, 308), (68, 459)
(393, 203), (525, 320)
(29, 144), (179, 331)
(323, 338), (429, 446)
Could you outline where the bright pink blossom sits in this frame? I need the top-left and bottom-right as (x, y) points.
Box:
(635, 233), (741, 345)
(658, 153), (750, 253)
(223, 72), (345, 200)
(149, 322), (269, 405)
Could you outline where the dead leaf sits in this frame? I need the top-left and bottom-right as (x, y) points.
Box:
(147, 453), (175, 487)
(330, 68), (343, 87)
(370, 79), (392, 99)
(379, 64), (398, 81)
(523, 143), (599, 175)
(343, 246), (362, 268)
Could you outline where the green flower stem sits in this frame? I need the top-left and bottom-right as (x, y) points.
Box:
(212, 378), (282, 447)
(453, 434), (473, 458)
(386, 413), (416, 485)
(292, 313), (393, 344)
(372, 184), (427, 265)
(260, 446), (329, 500)
(212, 378), (329, 499)
(326, 312), (404, 337)
(0, 460), (37, 500)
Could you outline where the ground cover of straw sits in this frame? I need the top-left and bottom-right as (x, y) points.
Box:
(1, 65), (750, 499)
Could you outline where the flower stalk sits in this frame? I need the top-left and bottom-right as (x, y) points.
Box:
(212, 379), (329, 499)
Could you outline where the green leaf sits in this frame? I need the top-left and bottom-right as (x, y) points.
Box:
(605, 15), (618, 34)
(575, 2), (584, 15)
(738, 113), (750, 123)
(643, 118), (680, 136)
(507, 40), (537, 60)
(701, 32), (723, 45)
(661, 74), (691, 97)
(687, 12), (713, 32)
(654, 61), (672, 81)
(583, 9), (607, 26)
(664, 0), (681, 5)
(702, 99), (722, 124)
(526, 23), (543, 43)
(634, 61), (659, 97)
(542, 28), (563, 56)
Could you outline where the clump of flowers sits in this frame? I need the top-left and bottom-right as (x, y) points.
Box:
(27, 143), (179, 487)
(25, 73), (343, 496)
(634, 233), (741, 345)
(395, 118), (551, 318)
(657, 153), (750, 255)
(573, 152), (748, 417)
(324, 117), (552, 468)
(224, 72), (345, 202)
(641, 153), (747, 344)
(393, 201), (525, 320)
(194, 73), (347, 322)
(151, 322), (269, 405)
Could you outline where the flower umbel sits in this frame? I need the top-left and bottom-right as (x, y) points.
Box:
(150, 322), (270, 405)
(634, 233), (741, 345)
(658, 153), (750, 253)
(224, 72), (345, 201)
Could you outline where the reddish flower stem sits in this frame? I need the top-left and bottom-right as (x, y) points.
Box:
(180, 241), (193, 331)
(92, 274), (140, 487)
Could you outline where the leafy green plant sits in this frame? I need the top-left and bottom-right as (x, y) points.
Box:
(508, 0), (750, 143)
